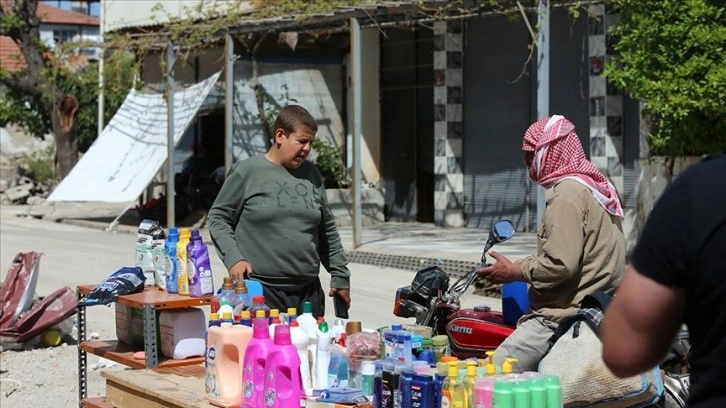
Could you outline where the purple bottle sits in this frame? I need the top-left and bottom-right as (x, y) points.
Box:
(242, 311), (273, 408)
(187, 229), (214, 297)
(264, 325), (303, 408)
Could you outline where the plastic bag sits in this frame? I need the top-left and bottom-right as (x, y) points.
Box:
(77, 267), (146, 307)
(346, 332), (381, 362)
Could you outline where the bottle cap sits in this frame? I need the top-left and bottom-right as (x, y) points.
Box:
(255, 310), (266, 319)
(346, 321), (362, 335)
(270, 309), (280, 317)
(222, 277), (234, 290)
(168, 227), (179, 237)
(316, 316), (325, 324)
(252, 295), (265, 303)
(290, 320), (300, 327)
(180, 228), (190, 237)
(190, 229), (200, 239)
(318, 321), (329, 332)
(234, 281), (247, 294)
(209, 312), (220, 321)
(241, 310), (250, 319)
(302, 301), (313, 314)
(274, 324), (292, 345)
(440, 356), (458, 363)
(391, 324), (402, 331)
(222, 311), (233, 320)
(287, 307), (297, 316)
(432, 335), (449, 346)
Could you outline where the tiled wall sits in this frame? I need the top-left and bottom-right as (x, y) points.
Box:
(433, 20), (465, 227)
(588, 4), (624, 197)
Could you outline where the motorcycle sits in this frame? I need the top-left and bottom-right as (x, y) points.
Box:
(392, 220), (690, 407)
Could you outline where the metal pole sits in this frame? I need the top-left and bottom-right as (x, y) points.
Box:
(536, 0), (550, 227)
(166, 42), (176, 227)
(97, 0), (104, 138)
(224, 34), (234, 175)
(350, 18), (363, 248)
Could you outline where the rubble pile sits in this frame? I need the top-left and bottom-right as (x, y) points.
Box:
(0, 174), (51, 206)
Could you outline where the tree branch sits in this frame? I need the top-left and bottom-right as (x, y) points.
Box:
(0, 74), (43, 99)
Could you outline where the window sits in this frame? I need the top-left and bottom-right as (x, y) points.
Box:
(53, 29), (78, 44)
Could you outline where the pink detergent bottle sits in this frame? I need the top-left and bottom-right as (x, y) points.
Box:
(264, 325), (303, 408)
(242, 310), (273, 408)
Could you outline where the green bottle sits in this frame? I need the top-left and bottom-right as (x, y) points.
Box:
(528, 377), (547, 408)
(543, 375), (562, 408)
(492, 378), (514, 408)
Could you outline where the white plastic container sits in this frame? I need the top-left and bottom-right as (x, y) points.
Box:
(290, 320), (312, 392)
(159, 308), (206, 359)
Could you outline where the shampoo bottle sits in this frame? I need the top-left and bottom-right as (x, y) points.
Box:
(176, 228), (191, 295)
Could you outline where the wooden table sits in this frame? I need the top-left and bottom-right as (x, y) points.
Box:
(101, 366), (372, 408)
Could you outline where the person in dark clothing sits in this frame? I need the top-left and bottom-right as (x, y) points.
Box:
(207, 105), (351, 319)
(602, 155), (726, 408)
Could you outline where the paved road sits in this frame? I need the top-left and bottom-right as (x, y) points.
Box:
(0, 208), (503, 335)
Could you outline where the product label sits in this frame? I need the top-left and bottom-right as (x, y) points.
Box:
(381, 384), (392, 408)
(441, 394), (451, 408)
(264, 389), (276, 407)
(205, 346), (219, 397)
(411, 386), (423, 408)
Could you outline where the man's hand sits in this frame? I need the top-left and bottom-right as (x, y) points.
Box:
(475, 251), (525, 284)
(229, 260), (253, 283)
(329, 288), (351, 309)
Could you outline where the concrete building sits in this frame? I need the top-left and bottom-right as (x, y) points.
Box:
(102, 1), (639, 230)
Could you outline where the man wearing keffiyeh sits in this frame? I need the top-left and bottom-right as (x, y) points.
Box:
(476, 115), (626, 371)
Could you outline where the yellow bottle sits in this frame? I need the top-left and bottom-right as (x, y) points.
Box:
(441, 361), (457, 408)
(485, 351), (498, 377)
(502, 357), (518, 376)
(449, 361), (469, 408)
(466, 360), (477, 408)
(176, 228), (191, 295)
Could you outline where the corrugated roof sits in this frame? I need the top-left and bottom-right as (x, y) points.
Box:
(0, 35), (25, 72)
(1, 0), (99, 26)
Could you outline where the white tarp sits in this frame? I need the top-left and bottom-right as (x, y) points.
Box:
(48, 71), (221, 202)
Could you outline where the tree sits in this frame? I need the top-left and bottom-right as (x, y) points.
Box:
(605, 0), (726, 156)
(0, 0), (137, 180)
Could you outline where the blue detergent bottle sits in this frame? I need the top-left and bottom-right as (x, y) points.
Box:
(164, 227), (179, 293)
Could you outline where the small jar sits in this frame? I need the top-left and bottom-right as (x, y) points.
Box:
(432, 335), (451, 361)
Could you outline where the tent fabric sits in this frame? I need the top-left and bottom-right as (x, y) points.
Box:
(48, 71), (221, 203)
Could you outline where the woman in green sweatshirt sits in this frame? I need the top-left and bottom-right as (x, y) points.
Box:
(208, 105), (351, 319)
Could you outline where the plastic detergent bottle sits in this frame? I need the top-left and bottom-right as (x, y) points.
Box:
(410, 373), (437, 408)
(287, 307), (298, 322)
(249, 296), (271, 320)
(150, 228), (167, 289)
(159, 308), (206, 359)
(164, 227), (179, 293)
(176, 228), (191, 295)
(315, 321), (331, 390)
(296, 302), (317, 387)
(474, 378), (494, 408)
(512, 378), (531, 408)
(528, 376), (547, 408)
(264, 324), (303, 408)
(187, 229), (214, 297)
(232, 281), (249, 319)
(289, 320), (312, 391)
(542, 375), (562, 408)
(441, 361), (459, 408)
(239, 310), (252, 327)
(331, 319), (346, 344)
(361, 360), (376, 400)
(241, 310), (272, 408)
(212, 277), (235, 314)
(466, 361), (478, 408)
(492, 378), (515, 408)
(205, 316), (253, 407)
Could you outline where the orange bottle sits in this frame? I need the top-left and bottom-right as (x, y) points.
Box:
(206, 311), (253, 407)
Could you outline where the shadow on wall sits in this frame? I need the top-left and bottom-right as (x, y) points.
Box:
(327, 188), (385, 226)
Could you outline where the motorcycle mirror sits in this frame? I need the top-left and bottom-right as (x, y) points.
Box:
(481, 220), (516, 263)
(491, 220), (515, 243)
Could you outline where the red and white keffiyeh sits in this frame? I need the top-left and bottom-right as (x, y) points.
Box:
(523, 115), (624, 218)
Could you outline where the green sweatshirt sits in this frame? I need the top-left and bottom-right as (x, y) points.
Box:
(208, 155), (350, 289)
